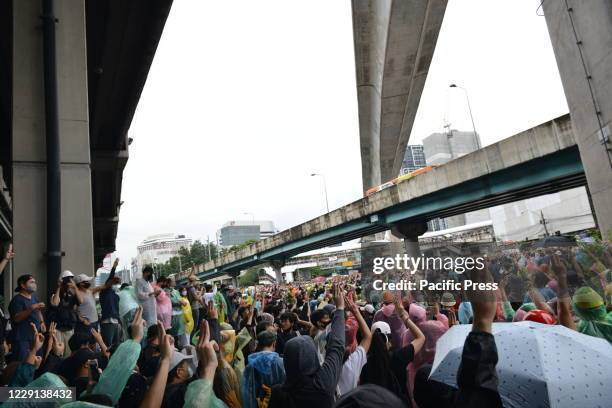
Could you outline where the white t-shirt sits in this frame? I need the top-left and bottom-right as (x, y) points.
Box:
(337, 345), (368, 396)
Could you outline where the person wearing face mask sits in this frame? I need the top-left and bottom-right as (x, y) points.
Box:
(48, 269), (84, 357)
(180, 286), (194, 341)
(135, 265), (159, 329)
(166, 277), (188, 349)
(99, 258), (122, 347)
(310, 309), (332, 364)
(74, 273), (103, 334)
(8, 274), (46, 362)
(161, 346), (197, 408)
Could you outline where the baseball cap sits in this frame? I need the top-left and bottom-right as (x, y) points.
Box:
(371, 321), (391, 335)
(74, 274), (93, 284)
(362, 304), (375, 314)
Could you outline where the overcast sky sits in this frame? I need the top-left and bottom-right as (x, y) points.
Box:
(114, 0), (569, 267)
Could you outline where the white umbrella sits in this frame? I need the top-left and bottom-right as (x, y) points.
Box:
(430, 321), (612, 408)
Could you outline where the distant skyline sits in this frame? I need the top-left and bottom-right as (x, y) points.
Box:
(114, 0), (568, 267)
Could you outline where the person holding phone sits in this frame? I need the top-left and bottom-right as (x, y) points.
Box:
(49, 270), (84, 357)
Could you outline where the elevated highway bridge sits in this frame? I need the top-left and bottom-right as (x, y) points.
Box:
(178, 114), (584, 284)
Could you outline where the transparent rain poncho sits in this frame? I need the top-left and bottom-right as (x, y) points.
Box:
(118, 286), (139, 318)
(184, 378), (229, 408)
(85, 339), (141, 405)
(573, 286), (612, 343)
(4, 372), (67, 408)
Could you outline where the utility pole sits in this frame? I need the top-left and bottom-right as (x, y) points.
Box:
(207, 235), (212, 261)
(539, 210), (550, 237)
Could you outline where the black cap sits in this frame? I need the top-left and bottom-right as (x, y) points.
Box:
(15, 274), (34, 292)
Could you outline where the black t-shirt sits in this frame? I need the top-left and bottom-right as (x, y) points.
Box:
(360, 343), (415, 405)
(49, 290), (79, 331)
(275, 329), (297, 356)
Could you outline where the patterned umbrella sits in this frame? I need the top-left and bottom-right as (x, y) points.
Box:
(430, 321), (612, 408)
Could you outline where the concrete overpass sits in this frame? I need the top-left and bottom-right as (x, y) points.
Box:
(353, 0), (612, 239)
(352, 0), (448, 191)
(178, 114), (584, 284)
(0, 0), (173, 299)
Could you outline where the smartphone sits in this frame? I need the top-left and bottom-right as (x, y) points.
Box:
(88, 359), (100, 381)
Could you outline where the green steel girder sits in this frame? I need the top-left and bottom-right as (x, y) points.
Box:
(187, 147), (584, 283)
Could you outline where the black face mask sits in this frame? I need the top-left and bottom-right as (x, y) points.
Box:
(145, 274), (153, 282)
(82, 282), (91, 289)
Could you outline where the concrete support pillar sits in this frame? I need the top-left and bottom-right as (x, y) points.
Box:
(543, 1), (612, 239)
(229, 271), (239, 289)
(11, 0), (92, 299)
(270, 260), (285, 284)
(390, 222), (428, 259)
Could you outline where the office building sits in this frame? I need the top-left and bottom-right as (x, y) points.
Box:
(489, 187), (595, 242)
(400, 145), (427, 174)
(136, 233), (192, 271)
(218, 220), (277, 247)
(423, 130), (481, 166)
(421, 130), (486, 231)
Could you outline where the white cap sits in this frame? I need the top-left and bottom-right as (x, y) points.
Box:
(74, 274), (93, 284)
(371, 321), (391, 335)
(363, 304), (375, 314)
(169, 345), (197, 373)
(60, 270), (74, 279)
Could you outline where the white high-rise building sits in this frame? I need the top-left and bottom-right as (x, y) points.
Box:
(135, 233), (192, 272)
(422, 130), (488, 231)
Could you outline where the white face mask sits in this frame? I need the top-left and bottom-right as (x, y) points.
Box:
(186, 364), (194, 378)
(112, 285), (121, 292)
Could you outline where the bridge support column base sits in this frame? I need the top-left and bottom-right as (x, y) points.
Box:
(390, 222), (428, 258)
(270, 260), (285, 284)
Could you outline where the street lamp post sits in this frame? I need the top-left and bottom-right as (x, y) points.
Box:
(243, 212), (255, 224)
(311, 173), (330, 213)
(449, 84), (480, 149)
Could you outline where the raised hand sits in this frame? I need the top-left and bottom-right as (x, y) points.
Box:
(344, 295), (358, 315)
(466, 260), (497, 334)
(4, 243), (14, 261)
(207, 300), (218, 320)
(52, 332), (65, 356)
(30, 323), (45, 352)
(196, 320), (218, 381)
(158, 323), (174, 362)
(333, 284), (345, 310)
(131, 307), (145, 342)
(90, 327), (103, 343)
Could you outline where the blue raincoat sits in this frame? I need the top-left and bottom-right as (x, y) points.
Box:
(241, 351), (286, 408)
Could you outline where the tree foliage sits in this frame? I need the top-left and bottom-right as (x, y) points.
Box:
(158, 240), (220, 277)
(239, 267), (260, 287)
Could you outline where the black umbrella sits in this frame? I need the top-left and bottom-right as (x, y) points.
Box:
(533, 235), (576, 248)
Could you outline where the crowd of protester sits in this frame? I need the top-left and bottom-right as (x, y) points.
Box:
(0, 235), (610, 407)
